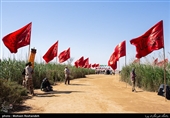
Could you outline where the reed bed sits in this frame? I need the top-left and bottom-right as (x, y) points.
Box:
(0, 57), (170, 113)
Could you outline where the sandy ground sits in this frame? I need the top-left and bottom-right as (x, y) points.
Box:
(14, 74), (170, 113)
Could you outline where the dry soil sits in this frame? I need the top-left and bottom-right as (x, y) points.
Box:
(14, 74), (170, 113)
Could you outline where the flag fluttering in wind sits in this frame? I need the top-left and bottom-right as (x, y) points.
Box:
(153, 58), (158, 65)
(110, 62), (117, 71)
(95, 64), (100, 67)
(2, 22), (32, 53)
(157, 58), (168, 67)
(108, 52), (117, 70)
(88, 64), (91, 68)
(92, 63), (100, 68)
(133, 58), (140, 64)
(114, 40), (126, 61)
(92, 63), (98, 68)
(74, 56), (84, 68)
(58, 47), (70, 63)
(130, 20), (164, 58)
(43, 41), (58, 63)
(83, 57), (89, 68)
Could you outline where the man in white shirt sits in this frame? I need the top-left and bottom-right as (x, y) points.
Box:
(25, 62), (35, 96)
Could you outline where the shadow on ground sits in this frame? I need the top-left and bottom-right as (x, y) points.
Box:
(135, 90), (143, 93)
(69, 83), (89, 86)
(35, 90), (84, 97)
(11, 104), (32, 113)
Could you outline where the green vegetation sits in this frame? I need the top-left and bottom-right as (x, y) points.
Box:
(120, 63), (170, 92)
(0, 58), (170, 112)
(0, 58), (95, 112)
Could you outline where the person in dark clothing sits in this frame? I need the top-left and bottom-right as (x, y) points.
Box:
(131, 68), (136, 92)
(41, 78), (53, 92)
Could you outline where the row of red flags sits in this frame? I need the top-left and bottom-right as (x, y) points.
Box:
(153, 58), (168, 67)
(132, 58), (168, 67)
(2, 20), (166, 69)
(108, 20), (165, 70)
(1, 22), (99, 67)
(1, 22), (71, 64)
(42, 41), (71, 64)
(74, 56), (100, 68)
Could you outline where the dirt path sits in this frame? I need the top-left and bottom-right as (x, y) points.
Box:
(14, 74), (170, 113)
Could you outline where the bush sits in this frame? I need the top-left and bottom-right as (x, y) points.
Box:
(0, 79), (27, 111)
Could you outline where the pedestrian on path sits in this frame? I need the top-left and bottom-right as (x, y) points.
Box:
(131, 68), (136, 92)
(64, 66), (70, 85)
(25, 62), (35, 96)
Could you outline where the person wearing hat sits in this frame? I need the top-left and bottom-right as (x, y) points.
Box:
(131, 68), (136, 92)
(64, 66), (70, 85)
(25, 62), (35, 96)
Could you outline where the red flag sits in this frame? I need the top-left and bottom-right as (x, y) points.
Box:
(157, 58), (168, 66)
(114, 40), (126, 61)
(74, 61), (79, 68)
(74, 56), (84, 68)
(130, 20), (164, 58)
(92, 63), (96, 68)
(108, 52), (117, 70)
(110, 62), (117, 70)
(95, 64), (100, 67)
(88, 64), (91, 68)
(43, 41), (58, 63)
(58, 47), (70, 63)
(83, 58), (89, 68)
(2, 22), (32, 53)
(133, 58), (140, 64)
(153, 58), (158, 65)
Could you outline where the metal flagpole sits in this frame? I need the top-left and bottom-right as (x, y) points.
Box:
(56, 40), (58, 64)
(56, 56), (58, 64)
(28, 22), (32, 62)
(118, 60), (120, 81)
(125, 56), (127, 88)
(162, 20), (166, 101)
(28, 45), (30, 61)
(0, 2), (2, 60)
(163, 48), (166, 101)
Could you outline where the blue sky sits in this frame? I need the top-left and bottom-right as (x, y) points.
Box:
(0, 0), (170, 70)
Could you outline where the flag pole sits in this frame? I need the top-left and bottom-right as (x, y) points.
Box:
(163, 47), (166, 101)
(118, 60), (120, 81)
(162, 20), (166, 101)
(56, 40), (58, 64)
(125, 56), (127, 88)
(0, 2), (2, 60)
(56, 56), (58, 64)
(28, 22), (32, 62)
(28, 45), (30, 61)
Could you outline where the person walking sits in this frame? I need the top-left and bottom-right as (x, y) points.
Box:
(131, 68), (136, 92)
(64, 66), (70, 85)
(25, 62), (35, 96)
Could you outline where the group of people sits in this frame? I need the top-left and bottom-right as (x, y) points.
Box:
(22, 62), (71, 96)
(22, 61), (136, 95)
